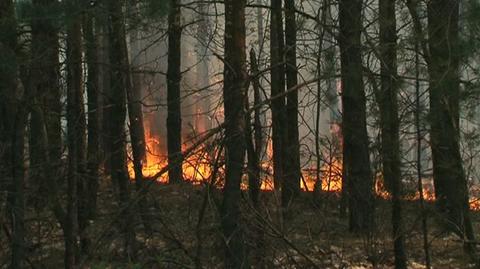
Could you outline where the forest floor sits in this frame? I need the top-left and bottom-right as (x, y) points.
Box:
(1, 181), (479, 268)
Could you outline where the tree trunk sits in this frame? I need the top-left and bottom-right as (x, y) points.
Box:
(106, 0), (136, 258)
(256, 0), (268, 156)
(378, 0), (407, 267)
(427, 0), (476, 254)
(256, 0), (265, 54)
(195, 1), (211, 134)
(248, 48), (266, 267)
(414, 32), (431, 269)
(270, 0), (287, 191)
(338, 0), (374, 232)
(82, 4), (100, 253)
(283, 0), (301, 208)
(248, 49), (263, 206)
(127, 1), (153, 235)
(221, 0), (248, 267)
(167, 0), (184, 184)
(29, 0), (71, 265)
(127, 38), (151, 235)
(28, 98), (70, 266)
(0, 1), (26, 267)
(10, 93), (27, 269)
(30, 0), (62, 206)
(66, 0), (86, 265)
(100, 19), (113, 178)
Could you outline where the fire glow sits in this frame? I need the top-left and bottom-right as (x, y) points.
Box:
(127, 127), (480, 211)
(127, 132), (212, 184)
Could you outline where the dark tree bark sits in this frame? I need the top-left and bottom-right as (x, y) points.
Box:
(106, 0), (136, 258)
(247, 48), (262, 206)
(378, 0), (407, 267)
(65, 0), (86, 265)
(82, 4), (100, 252)
(28, 1), (72, 266)
(221, 0), (248, 267)
(338, 0), (374, 232)
(127, 36), (151, 235)
(270, 0), (287, 191)
(283, 0), (301, 207)
(101, 20), (113, 179)
(313, 3), (325, 199)
(248, 48), (266, 267)
(28, 95), (69, 267)
(167, 0), (184, 184)
(0, 1), (26, 267)
(126, 0), (152, 234)
(30, 0), (62, 202)
(414, 33), (431, 269)
(9, 93), (27, 269)
(427, 0), (476, 254)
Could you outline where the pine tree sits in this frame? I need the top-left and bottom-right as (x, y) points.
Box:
(221, 0), (248, 267)
(338, 0), (374, 232)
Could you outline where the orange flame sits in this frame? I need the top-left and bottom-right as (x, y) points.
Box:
(127, 123), (480, 211)
(127, 132), (212, 184)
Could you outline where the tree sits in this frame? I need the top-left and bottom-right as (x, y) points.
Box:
(65, 0), (86, 265)
(283, 0), (301, 207)
(221, 0), (248, 267)
(247, 48), (266, 267)
(126, 3), (151, 234)
(0, 0), (27, 267)
(270, 0), (287, 192)
(30, 0), (62, 205)
(247, 48), (262, 206)
(28, 0), (70, 265)
(83, 1), (101, 249)
(427, 0), (476, 254)
(378, 0), (407, 266)
(338, 0), (374, 232)
(106, 0), (136, 258)
(195, 1), (211, 134)
(167, 0), (184, 184)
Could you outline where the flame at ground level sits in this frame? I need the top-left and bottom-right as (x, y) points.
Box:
(127, 137), (480, 211)
(127, 136), (212, 184)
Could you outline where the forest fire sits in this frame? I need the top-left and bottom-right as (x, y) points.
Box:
(319, 158), (343, 192)
(127, 132), (212, 184)
(128, 135), (480, 211)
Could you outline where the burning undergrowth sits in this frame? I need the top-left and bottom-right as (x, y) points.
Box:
(126, 124), (480, 211)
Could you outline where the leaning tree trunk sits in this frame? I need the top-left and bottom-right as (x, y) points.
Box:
(127, 36), (151, 235)
(283, 0), (301, 207)
(378, 0), (407, 267)
(270, 0), (287, 191)
(338, 0), (374, 232)
(167, 0), (184, 184)
(106, 0), (136, 258)
(127, 0), (153, 235)
(427, 0), (476, 254)
(221, 0), (248, 267)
